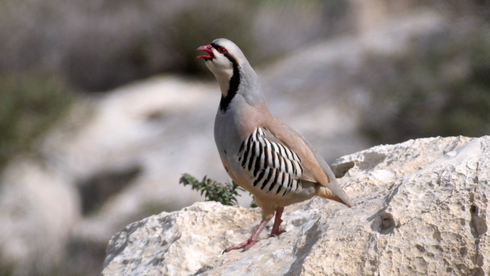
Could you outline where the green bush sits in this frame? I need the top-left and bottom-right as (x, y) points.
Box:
(179, 173), (246, 206)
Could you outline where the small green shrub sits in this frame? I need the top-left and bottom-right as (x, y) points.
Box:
(179, 173), (245, 206)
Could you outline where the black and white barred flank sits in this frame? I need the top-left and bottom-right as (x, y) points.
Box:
(237, 128), (303, 196)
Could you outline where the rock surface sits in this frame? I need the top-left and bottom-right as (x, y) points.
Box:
(99, 136), (490, 275)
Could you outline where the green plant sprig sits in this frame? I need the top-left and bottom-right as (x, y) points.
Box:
(179, 173), (246, 206)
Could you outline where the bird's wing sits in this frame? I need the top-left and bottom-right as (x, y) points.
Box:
(264, 119), (353, 207)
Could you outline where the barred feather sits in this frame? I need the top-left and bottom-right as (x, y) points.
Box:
(237, 128), (303, 196)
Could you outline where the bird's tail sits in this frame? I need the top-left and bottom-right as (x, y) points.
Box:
(317, 180), (353, 208)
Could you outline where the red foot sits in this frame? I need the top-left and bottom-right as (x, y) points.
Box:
(223, 207), (287, 253)
(223, 238), (256, 252)
(269, 230), (286, 237)
(270, 207), (285, 237)
(223, 219), (269, 253)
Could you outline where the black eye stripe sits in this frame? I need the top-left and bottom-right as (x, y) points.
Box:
(210, 42), (240, 112)
(211, 43), (236, 64)
(210, 42), (219, 50)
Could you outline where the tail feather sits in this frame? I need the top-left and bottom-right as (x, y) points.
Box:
(318, 181), (353, 207)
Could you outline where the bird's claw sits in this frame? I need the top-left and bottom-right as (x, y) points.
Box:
(270, 230), (286, 237)
(223, 239), (255, 253)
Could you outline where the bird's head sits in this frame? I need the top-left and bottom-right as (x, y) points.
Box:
(197, 38), (248, 84)
(197, 38), (264, 110)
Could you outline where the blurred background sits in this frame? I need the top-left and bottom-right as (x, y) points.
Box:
(0, 0), (489, 275)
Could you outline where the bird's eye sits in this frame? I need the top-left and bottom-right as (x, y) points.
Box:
(217, 47), (228, 54)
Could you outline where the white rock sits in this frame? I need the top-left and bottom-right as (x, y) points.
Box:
(99, 136), (490, 275)
(0, 158), (80, 274)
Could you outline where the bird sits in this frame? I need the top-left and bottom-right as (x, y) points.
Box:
(197, 38), (353, 252)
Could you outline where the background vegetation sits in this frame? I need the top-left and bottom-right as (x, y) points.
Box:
(0, 73), (75, 168)
(361, 25), (490, 143)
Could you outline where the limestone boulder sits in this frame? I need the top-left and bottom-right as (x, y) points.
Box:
(0, 159), (80, 275)
(99, 136), (490, 275)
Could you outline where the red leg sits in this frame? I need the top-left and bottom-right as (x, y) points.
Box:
(270, 207), (285, 237)
(224, 218), (270, 253)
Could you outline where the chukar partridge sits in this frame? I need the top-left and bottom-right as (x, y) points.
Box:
(197, 38), (353, 252)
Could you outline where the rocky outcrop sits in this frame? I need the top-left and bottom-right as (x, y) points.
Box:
(99, 136), (490, 275)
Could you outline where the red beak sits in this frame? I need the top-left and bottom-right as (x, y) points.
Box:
(197, 45), (214, 60)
